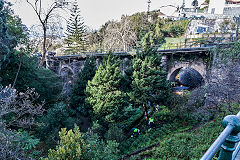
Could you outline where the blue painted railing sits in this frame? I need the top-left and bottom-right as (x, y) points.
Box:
(201, 112), (240, 160)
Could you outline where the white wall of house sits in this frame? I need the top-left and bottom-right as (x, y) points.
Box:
(208, 0), (226, 14)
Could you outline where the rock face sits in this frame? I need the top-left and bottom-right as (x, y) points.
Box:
(205, 60), (240, 107)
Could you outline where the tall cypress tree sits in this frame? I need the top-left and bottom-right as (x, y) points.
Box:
(64, 0), (86, 54)
(85, 55), (127, 126)
(69, 56), (96, 116)
(0, 0), (16, 67)
(130, 48), (170, 119)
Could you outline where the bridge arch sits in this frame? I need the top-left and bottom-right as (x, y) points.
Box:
(58, 64), (75, 76)
(167, 61), (207, 82)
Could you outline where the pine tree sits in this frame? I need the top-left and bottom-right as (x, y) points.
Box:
(85, 55), (127, 126)
(69, 56), (96, 116)
(0, 0), (17, 67)
(131, 48), (170, 119)
(65, 0), (86, 54)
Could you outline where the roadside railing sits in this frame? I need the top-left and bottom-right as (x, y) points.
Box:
(51, 37), (236, 57)
(201, 112), (240, 160)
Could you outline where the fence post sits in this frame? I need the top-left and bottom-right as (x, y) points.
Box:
(218, 115), (240, 160)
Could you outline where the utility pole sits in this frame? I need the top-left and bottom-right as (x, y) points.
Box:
(181, 0), (185, 11)
(147, 0), (151, 15)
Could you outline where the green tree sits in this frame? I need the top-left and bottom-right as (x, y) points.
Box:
(70, 57), (96, 116)
(4, 1), (28, 46)
(45, 126), (86, 160)
(129, 12), (152, 41)
(84, 130), (120, 160)
(0, 52), (61, 108)
(86, 55), (127, 126)
(131, 48), (170, 119)
(141, 20), (165, 47)
(37, 102), (76, 147)
(141, 31), (165, 47)
(0, 0), (17, 68)
(65, 1), (86, 54)
(169, 25), (184, 37)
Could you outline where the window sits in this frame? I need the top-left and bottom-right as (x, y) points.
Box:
(211, 8), (215, 14)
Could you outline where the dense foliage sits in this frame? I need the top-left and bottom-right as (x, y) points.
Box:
(45, 126), (86, 160)
(130, 48), (170, 118)
(0, 0), (16, 68)
(86, 55), (127, 126)
(0, 52), (61, 108)
(1, 0), (238, 159)
(37, 102), (76, 147)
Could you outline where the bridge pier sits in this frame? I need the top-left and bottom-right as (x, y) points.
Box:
(161, 55), (168, 72)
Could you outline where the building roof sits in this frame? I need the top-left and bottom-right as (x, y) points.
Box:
(157, 11), (166, 16)
(201, 1), (209, 5)
(226, 0), (240, 3)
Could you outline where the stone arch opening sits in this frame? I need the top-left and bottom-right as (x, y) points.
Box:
(169, 67), (205, 88)
(58, 65), (75, 76)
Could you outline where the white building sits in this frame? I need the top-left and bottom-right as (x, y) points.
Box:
(208, 0), (240, 15)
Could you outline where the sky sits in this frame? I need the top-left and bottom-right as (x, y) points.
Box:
(8, 0), (205, 30)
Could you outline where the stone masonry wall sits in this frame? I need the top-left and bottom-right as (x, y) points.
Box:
(205, 60), (240, 107)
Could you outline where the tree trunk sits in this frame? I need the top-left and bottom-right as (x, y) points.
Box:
(39, 27), (47, 66)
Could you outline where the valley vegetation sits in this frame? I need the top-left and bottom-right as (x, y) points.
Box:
(0, 0), (239, 159)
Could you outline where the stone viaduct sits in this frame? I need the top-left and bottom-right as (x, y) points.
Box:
(46, 46), (211, 86)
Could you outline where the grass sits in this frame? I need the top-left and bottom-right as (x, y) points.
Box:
(126, 102), (240, 159)
(130, 114), (226, 160)
(165, 37), (186, 44)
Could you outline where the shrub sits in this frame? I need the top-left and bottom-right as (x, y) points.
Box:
(45, 126), (86, 160)
(169, 25), (185, 37)
(0, 85), (41, 159)
(84, 130), (120, 160)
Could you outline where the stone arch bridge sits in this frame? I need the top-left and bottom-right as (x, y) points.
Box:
(46, 46), (212, 86)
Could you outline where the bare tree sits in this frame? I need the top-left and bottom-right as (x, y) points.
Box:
(30, 21), (64, 54)
(25, 0), (70, 66)
(103, 16), (137, 52)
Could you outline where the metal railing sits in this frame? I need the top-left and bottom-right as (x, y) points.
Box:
(52, 37), (236, 57)
(201, 112), (240, 160)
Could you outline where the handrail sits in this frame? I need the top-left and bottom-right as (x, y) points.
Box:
(200, 125), (234, 160)
(232, 112), (240, 159)
(50, 37), (235, 57)
(201, 111), (240, 160)
(232, 142), (240, 159)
